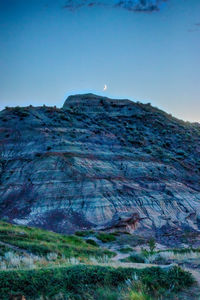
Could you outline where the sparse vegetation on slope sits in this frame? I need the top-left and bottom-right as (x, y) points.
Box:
(0, 221), (113, 268)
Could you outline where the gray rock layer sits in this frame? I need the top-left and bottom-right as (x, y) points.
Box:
(0, 94), (200, 241)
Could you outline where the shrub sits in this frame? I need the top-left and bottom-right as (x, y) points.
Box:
(122, 253), (145, 263)
(0, 265), (193, 299)
(139, 266), (194, 294)
(75, 230), (93, 237)
(0, 265), (135, 299)
(96, 232), (116, 243)
(85, 239), (99, 247)
(148, 238), (156, 254)
(141, 248), (150, 258)
(119, 247), (133, 253)
(95, 286), (119, 300)
(167, 266), (195, 291)
(149, 254), (169, 265)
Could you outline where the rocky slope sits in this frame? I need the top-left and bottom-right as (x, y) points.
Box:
(0, 94), (200, 244)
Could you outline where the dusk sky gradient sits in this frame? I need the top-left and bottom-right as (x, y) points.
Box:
(0, 0), (200, 121)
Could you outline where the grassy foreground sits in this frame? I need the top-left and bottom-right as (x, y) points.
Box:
(0, 221), (196, 299)
(0, 264), (194, 300)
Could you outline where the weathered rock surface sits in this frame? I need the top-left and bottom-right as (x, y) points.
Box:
(0, 94), (200, 243)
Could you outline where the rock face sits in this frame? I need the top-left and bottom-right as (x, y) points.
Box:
(0, 94), (200, 242)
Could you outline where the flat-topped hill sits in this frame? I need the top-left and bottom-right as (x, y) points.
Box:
(0, 94), (200, 245)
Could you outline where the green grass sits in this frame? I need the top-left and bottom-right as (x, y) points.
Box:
(0, 265), (194, 300)
(0, 221), (113, 260)
(0, 265), (135, 299)
(129, 291), (152, 300)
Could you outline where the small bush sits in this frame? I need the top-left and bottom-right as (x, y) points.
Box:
(85, 239), (99, 247)
(75, 230), (93, 237)
(122, 253), (145, 263)
(139, 266), (194, 294)
(119, 247), (133, 253)
(150, 254), (169, 265)
(148, 238), (156, 254)
(96, 232), (116, 243)
(141, 248), (150, 258)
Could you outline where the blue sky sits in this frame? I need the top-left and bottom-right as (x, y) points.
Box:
(0, 0), (200, 121)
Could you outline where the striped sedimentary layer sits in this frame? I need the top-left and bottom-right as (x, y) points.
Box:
(0, 94), (200, 244)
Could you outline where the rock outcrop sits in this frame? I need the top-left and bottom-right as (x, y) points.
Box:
(0, 94), (200, 243)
